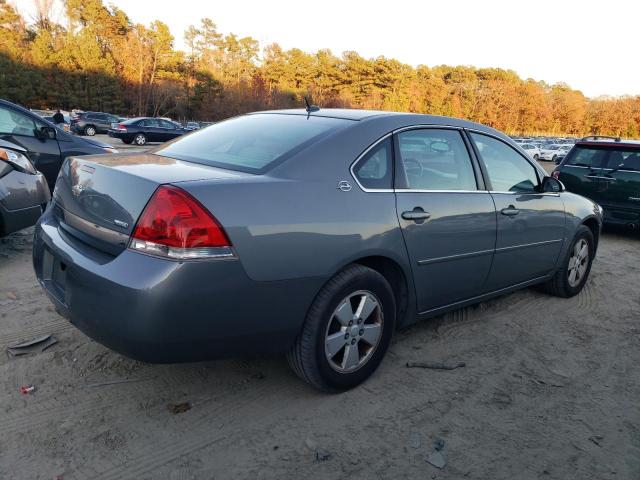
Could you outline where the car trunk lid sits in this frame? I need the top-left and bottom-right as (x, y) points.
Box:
(52, 153), (252, 255)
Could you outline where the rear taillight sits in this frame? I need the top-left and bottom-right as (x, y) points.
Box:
(552, 170), (560, 180)
(129, 185), (233, 260)
(117, 123), (127, 131)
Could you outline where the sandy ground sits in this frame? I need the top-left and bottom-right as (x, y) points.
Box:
(1, 225), (639, 480)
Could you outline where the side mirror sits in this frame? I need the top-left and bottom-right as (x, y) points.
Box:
(35, 126), (56, 140)
(540, 176), (564, 193)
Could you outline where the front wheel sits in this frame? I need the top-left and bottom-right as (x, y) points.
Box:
(533, 154), (539, 160)
(542, 225), (594, 297)
(287, 264), (396, 392)
(133, 133), (147, 146)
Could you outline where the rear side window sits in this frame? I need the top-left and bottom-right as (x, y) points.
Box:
(352, 137), (393, 189)
(396, 129), (477, 191)
(156, 114), (350, 173)
(470, 133), (539, 193)
(565, 146), (640, 170)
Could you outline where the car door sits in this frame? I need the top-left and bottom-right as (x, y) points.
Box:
(556, 144), (609, 205)
(599, 149), (640, 222)
(0, 104), (61, 188)
(158, 120), (181, 141)
(468, 132), (565, 290)
(394, 127), (496, 313)
(142, 119), (162, 141)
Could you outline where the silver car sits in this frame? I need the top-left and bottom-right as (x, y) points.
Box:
(33, 109), (602, 391)
(0, 139), (50, 236)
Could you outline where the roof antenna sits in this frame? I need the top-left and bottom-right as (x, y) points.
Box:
(304, 96), (320, 114)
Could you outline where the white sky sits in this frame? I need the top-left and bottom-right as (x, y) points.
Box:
(13, 0), (640, 98)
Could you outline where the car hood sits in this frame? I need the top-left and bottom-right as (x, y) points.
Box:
(0, 138), (27, 153)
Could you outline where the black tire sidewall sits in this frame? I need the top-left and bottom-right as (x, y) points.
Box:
(312, 269), (395, 391)
(561, 226), (594, 296)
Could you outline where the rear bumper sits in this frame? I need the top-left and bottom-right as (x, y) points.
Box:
(33, 208), (322, 362)
(601, 204), (640, 226)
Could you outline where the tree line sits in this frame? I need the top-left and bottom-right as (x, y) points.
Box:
(1, 0), (639, 137)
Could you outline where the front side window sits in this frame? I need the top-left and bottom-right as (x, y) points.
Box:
(0, 106), (39, 137)
(352, 137), (392, 189)
(396, 129), (477, 191)
(470, 133), (539, 193)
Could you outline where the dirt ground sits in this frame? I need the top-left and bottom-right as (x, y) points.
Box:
(1, 223), (639, 480)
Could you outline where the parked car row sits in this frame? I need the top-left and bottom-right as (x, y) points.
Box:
(512, 136), (576, 163)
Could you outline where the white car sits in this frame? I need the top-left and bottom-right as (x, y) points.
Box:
(539, 144), (570, 162)
(520, 143), (542, 160)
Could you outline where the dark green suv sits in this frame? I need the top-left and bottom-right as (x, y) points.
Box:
(553, 136), (640, 228)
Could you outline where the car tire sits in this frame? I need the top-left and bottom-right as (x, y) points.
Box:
(84, 125), (96, 136)
(533, 154), (539, 160)
(542, 225), (594, 298)
(134, 133), (147, 146)
(552, 155), (557, 163)
(287, 264), (396, 392)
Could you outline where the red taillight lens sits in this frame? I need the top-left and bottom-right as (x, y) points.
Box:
(551, 170), (560, 180)
(117, 123), (127, 131)
(130, 185), (232, 259)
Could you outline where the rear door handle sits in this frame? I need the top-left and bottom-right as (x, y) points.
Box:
(501, 206), (519, 216)
(401, 208), (431, 222)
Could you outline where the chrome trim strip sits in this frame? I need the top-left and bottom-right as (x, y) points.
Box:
(494, 238), (563, 253)
(396, 189), (486, 194)
(417, 248), (494, 266)
(392, 124), (461, 134)
(61, 208), (130, 246)
(489, 191), (560, 197)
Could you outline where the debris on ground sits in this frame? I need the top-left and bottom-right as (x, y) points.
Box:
(6, 291), (17, 300)
(316, 449), (331, 461)
(7, 334), (58, 357)
(589, 435), (603, 447)
(20, 385), (36, 395)
(426, 439), (447, 469)
(85, 378), (147, 388)
(406, 361), (466, 370)
(408, 432), (422, 449)
(167, 402), (191, 414)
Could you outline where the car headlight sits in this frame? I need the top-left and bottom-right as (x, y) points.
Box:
(0, 147), (37, 174)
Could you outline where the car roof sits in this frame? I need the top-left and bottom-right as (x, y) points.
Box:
(575, 139), (640, 149)
(250, 108), (501, 133)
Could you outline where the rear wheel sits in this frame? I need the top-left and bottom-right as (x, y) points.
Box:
(542, 225), (594, 297)
(287, 264), (395, 392)
(133, 133), (147, 146)
(84, 125), (96, 136)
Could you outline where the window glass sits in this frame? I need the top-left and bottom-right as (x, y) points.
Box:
(397, 129), (477, 190)
(159, 120), (176, 129)
(0, 106), (39, 137)
(470, 133), (539, 193)
(353, 137), (392, 189)
(156, 114), (350, 173)
(564, 147), (607, 168)
(143, 119), (160, 127)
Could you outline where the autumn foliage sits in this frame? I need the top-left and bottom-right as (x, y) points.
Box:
(1, 0), (639, 137)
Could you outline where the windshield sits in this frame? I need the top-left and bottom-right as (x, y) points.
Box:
(155, 114), (351, 173)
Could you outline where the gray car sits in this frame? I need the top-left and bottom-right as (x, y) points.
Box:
(0, 139), (50, 236)
(32, 109), (603, 391)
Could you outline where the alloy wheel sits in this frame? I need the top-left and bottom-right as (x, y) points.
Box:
(324, 290), (383, 373)
(85, 126), (95, 136)
(134, 134), (146, 145)
(568, 238), (589, 287)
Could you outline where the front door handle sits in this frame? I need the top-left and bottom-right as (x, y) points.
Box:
(402, 208), (431, 222)
(501, 206), (519, 216)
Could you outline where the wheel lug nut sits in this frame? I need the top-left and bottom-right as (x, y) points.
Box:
(348, 320), (353, 326)
(359, 329), (364, 336)
(351, 339), (356, 345)
(357, 319), (362, 324)
(344, 333), (349, 339)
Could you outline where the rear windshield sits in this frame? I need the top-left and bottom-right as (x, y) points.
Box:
(155, 114), (350, 173)
(565, 145), (640, 170)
